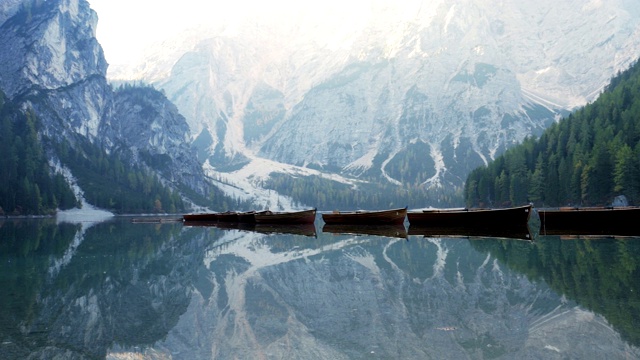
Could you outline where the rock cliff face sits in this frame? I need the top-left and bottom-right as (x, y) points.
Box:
(0, 0), (24, 30)
(107, 86), (208, 192)
(0, 0), (109, 140)
(0, 0), (209, 204)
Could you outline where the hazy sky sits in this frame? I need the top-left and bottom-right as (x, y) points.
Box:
(88, 0), (240, 65)
(87, 0), (383, 66)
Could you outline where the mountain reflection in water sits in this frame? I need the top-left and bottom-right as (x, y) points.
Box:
(0, 218), (639, 359)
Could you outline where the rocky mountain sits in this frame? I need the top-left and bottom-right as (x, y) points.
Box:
(113, 0), (640, 199)
(106, 85), (208, 192)
(0, 0), (108, 140)
(3, 0), (640, 211)
(0, 0), (212, 211)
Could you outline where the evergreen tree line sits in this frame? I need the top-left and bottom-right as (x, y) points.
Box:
(465, 60), (640, 207)
(0, 88), (188, 215)
(0, 92), (77, 215)
(52, 138), (185, 214)
(379, 140), (436, 187)
(265, 173), (461, 211)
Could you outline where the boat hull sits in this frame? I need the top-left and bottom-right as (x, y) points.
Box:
(539, 206), (640, 236)
(321, 207), (407, 225)
(407, 204), (533, 228)
(254, 209), (317, 224)
(183, 213), (218, 222)
(216, 211), (240, 223)
(237, 211), (257, 223)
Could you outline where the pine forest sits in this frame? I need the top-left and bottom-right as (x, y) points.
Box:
(465, 60), (640, 208)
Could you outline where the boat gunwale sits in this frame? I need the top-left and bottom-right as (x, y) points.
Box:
(413, 204), (533, 214)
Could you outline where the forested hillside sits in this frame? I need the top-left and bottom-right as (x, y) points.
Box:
(265, 173), (460, 211)
(0, 91), (77, 215)
(465, 60), (640, 208)
(52, 138), (186, 214)
(0, 89), (187, 215)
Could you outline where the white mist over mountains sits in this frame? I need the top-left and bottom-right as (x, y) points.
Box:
(94, 0), (640, 106)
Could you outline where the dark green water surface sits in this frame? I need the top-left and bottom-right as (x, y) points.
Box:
(1, 217), (639, 359)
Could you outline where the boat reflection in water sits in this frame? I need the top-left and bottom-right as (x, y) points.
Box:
(408, 225), (534, 241)
(244, 223), (317, 237)
(540, 226), (640, 237)
(184, 220), (317, 237)
(185, 220), (409, 238)
(322, 223), (408, 239)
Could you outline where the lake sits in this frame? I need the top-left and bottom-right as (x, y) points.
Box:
(1, 216), (639, 359)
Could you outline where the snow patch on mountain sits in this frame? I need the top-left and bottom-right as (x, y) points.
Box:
(50, 158), (114, 221)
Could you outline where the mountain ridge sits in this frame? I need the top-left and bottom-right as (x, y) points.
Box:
(0, 0), (222, 213)
(3, 0), (640, 212)
(111, 0), (640, 195)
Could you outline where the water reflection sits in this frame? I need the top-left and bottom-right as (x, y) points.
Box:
(322, 223), (408, 238)
(408, 224), (534, 241)
(185, 221), (318, 237)
(0, 218), (195, 359)
(0, 218), (638, 359)
(473, 234), (640, 347)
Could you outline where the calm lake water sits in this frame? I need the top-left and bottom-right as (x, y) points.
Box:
(1, 216), (639, 359)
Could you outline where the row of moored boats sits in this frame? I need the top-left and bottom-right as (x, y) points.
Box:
(183, 204), (640, 238)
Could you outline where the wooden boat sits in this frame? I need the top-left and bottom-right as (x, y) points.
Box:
(237, 211), (257, 223)
(321, 207), (407, 225)
(539, 206), (640, 236)
(322, 224), (407, 239)
(183, 213), (218, 222)
(253, 208), (316, 224)
(407, 204), (533, 228)
(216, 211), (240, 222)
